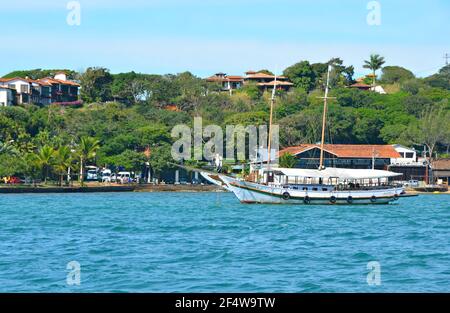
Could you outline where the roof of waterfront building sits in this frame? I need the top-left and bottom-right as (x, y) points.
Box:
(0, 76), (80, 86)
(279, 144), (401, 159)
(432, 159), (450, 170)
(38, 77), (80, 86)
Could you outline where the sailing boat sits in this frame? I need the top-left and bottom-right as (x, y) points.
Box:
(202, 66), (405, 204)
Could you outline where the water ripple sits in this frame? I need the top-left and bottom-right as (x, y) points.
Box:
(0, 193), (449, 292)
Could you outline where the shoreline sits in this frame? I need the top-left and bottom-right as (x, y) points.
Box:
(0, 184), (225, 194)
(0, 185), (448, 195)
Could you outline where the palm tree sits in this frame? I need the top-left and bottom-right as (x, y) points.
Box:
(279, 153), (297, 168)
(54, 146), (73, 186)
(0, 140), (17, 155)
(35, 145), (55, 183)
(363, 54), (386, 86)
(78, 136), (100, 186)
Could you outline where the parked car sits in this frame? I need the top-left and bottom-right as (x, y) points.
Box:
(117, 172), (132, 184)
(8, 176), (23, 184)
(101, 169), (112, 183)
(86, 166), (98, 181)
(404, 180), (419, 187)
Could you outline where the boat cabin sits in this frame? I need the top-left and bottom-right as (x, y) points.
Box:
(257, 167), (401, 191)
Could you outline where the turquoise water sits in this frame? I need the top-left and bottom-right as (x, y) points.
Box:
(0, 192), (449, 292)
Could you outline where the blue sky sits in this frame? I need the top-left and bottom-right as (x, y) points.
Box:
(1, 0), (449, 78)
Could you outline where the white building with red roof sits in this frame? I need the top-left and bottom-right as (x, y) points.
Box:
(206, 70), (294, 92)
(0, 73), (80, 105)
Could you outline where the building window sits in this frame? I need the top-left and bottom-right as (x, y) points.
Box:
(20, 85), (29, 93)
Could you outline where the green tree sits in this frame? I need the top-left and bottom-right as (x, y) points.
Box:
(0, 154), (26, 177)
(111, 72), (154, 104)
(35, 145), (55, 183)
(403, 106), (450, 160)
(279, 152), (297, 168)
(424, 65), (450, 90)
(78, 136), (101, 186)
(2, 69), (76, 80)
(381, 66), (415, 84)
(327, 58), (355, 87)
(0, 140), (17, 155)
(104, 150), (147, 172)
(363, 54), (386, 86)
(80, 67), (113, 103)
(224, 111), (268, 126)
(402, 95), (433, 117)
(238, 82), (262, 101)
(283, 61), (316, 91)
(54, 146), (73, 186)
(257, 69), (274, 75)
(149, 144), (175, 179)
(401, 78), (425, 95)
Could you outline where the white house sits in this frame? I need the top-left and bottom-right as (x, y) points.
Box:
(54, 72), (68, 81)
(0, 73), (80, 105)
(0, 77), (34, 104)
(391, 144), (417, 165)
(0, 86), (14, 106)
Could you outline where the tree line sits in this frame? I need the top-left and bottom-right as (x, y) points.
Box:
(1, 56), (449, 183)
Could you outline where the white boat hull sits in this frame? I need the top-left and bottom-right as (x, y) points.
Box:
(219, 175), (404, 205)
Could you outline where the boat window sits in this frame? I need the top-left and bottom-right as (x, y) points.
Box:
(312, 187), (318, 191)
(302, 187), (308, 191)
(322, 188), (328, 191)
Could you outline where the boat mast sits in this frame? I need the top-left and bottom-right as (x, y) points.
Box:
(319, 65), (333, 171)
(266, 75), (277, 178)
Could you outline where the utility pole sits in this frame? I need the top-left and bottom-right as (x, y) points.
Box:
(445, 53), (449, 66)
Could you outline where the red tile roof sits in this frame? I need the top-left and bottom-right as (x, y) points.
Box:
(258, 80), (294, 86)
(206, 75), (243, 83)
(38, 77), (80, 86)
(0, 76), (79, 87)
(0, 77), (33, 83)
(279, 144), (401, 158)
(245, 72), (287, 80)
(350, 82), (371, 88)
(164, 104), (181, 112)
(432, 159), (450, 170)
(226, 76), (244, 81)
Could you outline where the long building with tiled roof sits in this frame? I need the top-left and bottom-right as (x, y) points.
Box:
(0, 72), (80, 106)
(279, 144), (402, 170)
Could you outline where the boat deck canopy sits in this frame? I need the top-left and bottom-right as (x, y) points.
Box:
(270, 167), (402, 180)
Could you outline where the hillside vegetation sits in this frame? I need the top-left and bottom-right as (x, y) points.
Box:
(1, 57), (449, 181)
